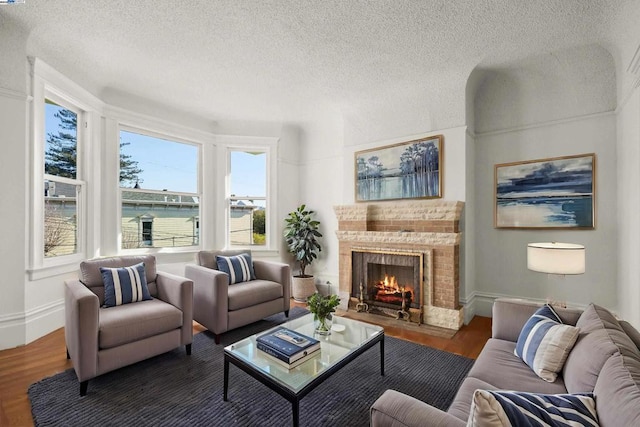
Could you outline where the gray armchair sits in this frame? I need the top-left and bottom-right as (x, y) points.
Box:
(64, 255), (193, 396)
(185, 250), (291, 343)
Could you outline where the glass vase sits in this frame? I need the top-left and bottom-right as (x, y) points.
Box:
(314, 315), (332, 335)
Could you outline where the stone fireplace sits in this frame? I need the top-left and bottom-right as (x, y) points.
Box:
(334, 200), (464, 330)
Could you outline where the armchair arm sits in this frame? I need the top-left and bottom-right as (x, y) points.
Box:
(253, 260), (291, 309)
(185, 264), (230, 334)
(371, 390), (465, 427)
(156, 271), (193, 345)
(65, 280), (99, 382)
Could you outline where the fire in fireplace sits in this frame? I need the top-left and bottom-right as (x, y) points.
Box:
(373, 274), (414, 307)
(351, 250), (424, 322)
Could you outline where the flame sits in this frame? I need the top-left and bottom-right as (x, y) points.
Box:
(378, 274), (408, 294)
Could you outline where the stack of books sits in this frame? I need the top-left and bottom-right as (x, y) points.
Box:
(256, 327), (321, 369)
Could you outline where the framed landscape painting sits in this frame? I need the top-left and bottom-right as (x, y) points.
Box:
(355, 135), (443, 202)
(494, 153), (595, 229)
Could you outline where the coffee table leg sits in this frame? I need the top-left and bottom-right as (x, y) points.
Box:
(380, 336), (385, 376)
(223, 356), (229, 401)
(292, 399), (299, 427)
(291, 399), (300, 427)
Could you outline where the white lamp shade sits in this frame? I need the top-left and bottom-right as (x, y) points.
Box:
(527, 242), (585, 275)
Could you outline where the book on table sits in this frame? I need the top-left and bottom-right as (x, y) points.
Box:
(256, 327), (321, 366)
(259, 348), (320, 369)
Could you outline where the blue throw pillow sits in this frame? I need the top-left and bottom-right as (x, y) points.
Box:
(100, 262), (152, 307)
(469, 389), (599, 427)
(216, 253), (256, 284)
(514, 304), (580, 382)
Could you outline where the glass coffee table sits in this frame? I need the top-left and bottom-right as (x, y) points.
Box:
(223, 313), (384, 427)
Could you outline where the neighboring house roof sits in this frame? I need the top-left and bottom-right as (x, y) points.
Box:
(121, 190), (198, 204)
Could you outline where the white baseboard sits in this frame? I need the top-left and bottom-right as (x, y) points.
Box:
(0, 299), (64, 350)
(0, 311), (27, 350)
(461, 292), (588, 324)
(462, 292), (498, 320)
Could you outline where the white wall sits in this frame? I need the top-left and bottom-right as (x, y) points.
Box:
(295, 116), (344, 289)
(0, 92), (29, 349)
(473, 113), (617, 316)
(0, 17), (29, 349)
(616, 87), (640, 327)
(468, 44), (620, 318)
(461, 130), (476, 323)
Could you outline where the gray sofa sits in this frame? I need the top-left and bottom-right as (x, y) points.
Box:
(65, 255), (193, 396)
(185, 250), (291, 343)
(370, 298), (640, 426)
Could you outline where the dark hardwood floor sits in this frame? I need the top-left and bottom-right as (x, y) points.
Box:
(0, 302), (491, 426)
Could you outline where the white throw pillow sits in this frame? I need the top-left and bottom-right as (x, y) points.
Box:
(514, 304), (580, 382)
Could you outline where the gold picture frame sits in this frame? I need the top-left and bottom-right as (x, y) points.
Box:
(355, 135), (443, 202)
(494, 153), (596, 229)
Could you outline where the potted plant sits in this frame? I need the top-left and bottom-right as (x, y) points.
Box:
(284, 204), (322, 301)
(307, 292), (340, 335)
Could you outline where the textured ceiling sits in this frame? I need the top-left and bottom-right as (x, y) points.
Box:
(2, 0), (638, 132)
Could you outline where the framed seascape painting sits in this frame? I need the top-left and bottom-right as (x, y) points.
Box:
(494, 153), (595, 229)
(355, 135), (443, 202)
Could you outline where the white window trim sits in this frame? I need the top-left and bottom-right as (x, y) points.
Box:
(116, 124), (204, 255)
(27, 59), (283, 275)
(28, 58), (103, 280)
(222, 137), (278, 252)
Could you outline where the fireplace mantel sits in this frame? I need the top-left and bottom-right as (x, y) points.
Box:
(334, 200), (464, 330)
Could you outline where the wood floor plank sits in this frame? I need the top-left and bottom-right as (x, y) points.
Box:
(0, 303), (491, 426)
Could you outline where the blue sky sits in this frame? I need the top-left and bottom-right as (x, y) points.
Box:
(120, 131), (266, 197)
(120, 130), (198, 193)
(46, 105), (266, 196)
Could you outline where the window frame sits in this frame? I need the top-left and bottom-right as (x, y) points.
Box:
(116, 124), (203, 254)
(225, 142), (276, 251)
(29, 59), (101, 280)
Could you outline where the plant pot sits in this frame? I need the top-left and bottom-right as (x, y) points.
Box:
(292, 276), (316, 302)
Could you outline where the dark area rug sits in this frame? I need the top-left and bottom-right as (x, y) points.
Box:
(29, 307), (474, 426)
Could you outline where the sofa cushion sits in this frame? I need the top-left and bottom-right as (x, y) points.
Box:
(593, 352), (640, 427)
(98, 299), (183, 349)
(227, 279), (283, 311)
(216, 253), (256, 284)
(491, 299), (582, 342)
(563, 304), (640, 393)
(467, 390), (598, 427)
(468, 338), (569, 394)
(514, 304), (579, 382)
(619, 320), (640, 350)
(100, 262), (152, 307)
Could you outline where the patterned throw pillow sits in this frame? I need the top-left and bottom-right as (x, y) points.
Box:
(100, 262), (152, 307)
(216, 253), (256, 284)
(468, 389), (599, 427)
(514, 304), (580, 382)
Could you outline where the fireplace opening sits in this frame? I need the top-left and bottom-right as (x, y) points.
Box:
(368, 264), (416, 308)
(351, 250), (423, 320)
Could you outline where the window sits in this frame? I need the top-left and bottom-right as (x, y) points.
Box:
(43, 98), (84, 258)
(229, 150), (267, 247)
(30, 58), (96, 278)
(141, 218), (153, 246)
(119, 129), (200, 250)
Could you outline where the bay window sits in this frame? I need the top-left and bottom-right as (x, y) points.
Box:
(119, 129), (200, 250)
